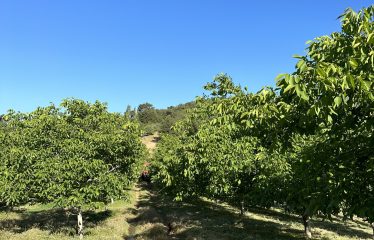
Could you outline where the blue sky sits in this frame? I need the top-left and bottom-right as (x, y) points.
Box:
(0, 0), (372, 113)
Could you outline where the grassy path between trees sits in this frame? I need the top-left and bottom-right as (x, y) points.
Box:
(123, 183), (373, 240)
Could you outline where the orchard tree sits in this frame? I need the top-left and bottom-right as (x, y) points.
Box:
(276, 6), (374, 238)
(153, 74), (290, 211)
(0, 99), (147, 239)
(199, 75), (290, 209)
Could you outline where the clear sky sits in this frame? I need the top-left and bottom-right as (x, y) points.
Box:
(0, 0), (372, 113)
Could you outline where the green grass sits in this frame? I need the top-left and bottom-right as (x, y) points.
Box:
(0, 184), (372, 240)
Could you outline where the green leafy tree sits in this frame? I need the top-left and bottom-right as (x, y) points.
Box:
(276, 6), (374, 238)
(153, 75), (289, 211)
(137, 102), (162, 134)
(0, 99), (147, 239)
(124, 104), (136, 120)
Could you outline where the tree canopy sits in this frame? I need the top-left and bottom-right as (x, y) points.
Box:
(0, 99), (147, 238)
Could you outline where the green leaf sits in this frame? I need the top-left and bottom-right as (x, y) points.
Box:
(275, 73), (287, 81)
(353, 41), (360, 48)
(295, 84), (302, 96)
(368, 32), (374, 44)
(297, 60), (307, 72)
(292, 54), (303, 59)
(349, 58), (358, 69)
(327, 115), (333, 124)
(283, 84), (294, 93)
(295, 84), (309, 100)
(361, 80), (371, 91)
(316, 67), (326, 77)
(347, 74), (355, 89)
(314, 105), (321, 116)
(334, 96), (342, 107)
(300, 91), (309, 101)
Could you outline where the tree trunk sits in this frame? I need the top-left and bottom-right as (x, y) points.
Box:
(371, 222), (374, 240)
(77, 209), (83, 239)
(302, 214), (312, 239)
(240, 200), (245, 216)
(111, 198), (114, 204)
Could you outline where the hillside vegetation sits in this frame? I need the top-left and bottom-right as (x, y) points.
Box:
(126, 102), (195, 135)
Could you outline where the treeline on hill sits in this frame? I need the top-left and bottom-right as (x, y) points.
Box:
(0, 99), (147, 239)
(151, 6), (374, 239)
(125, 102), (194, 135)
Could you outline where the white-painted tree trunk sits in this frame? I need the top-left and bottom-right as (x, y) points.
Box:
(302, 214), (312, 239)
(240, 200), (245, 216)
(77, 210), (83, 239)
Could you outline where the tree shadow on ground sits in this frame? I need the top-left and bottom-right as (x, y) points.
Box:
(0, 207), (112, 236)
(125, 183), (372, 240)
(312, 217), (372, 239)
(125, 184), (304, 240)
(249, 207), (372, 239)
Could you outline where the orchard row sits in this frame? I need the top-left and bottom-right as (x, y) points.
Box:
(0, 99), (147, 238)
(151, 6), (374, 239)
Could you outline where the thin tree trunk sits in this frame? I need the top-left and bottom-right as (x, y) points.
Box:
(302, 214), (312, 239)
(240, 200), (245, 216)
(77, 209), (83, 239)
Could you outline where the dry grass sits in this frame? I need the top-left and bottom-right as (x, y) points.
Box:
(141, 133), (160, 154)
(124, 183), (373, 240)
(0, 191), (137, 240)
